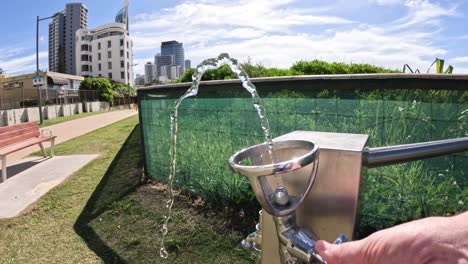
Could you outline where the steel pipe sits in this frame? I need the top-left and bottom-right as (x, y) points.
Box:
(363, 137), (468, 168)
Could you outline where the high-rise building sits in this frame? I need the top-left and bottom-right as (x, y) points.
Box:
(48, 3), (88, 75)
(161, 41), (185, 73)
(144, 62), (155, 84)
(115, 0), (129, 32)
(170, 65), (182, 80)
(185, 60), (191, 71)
(135, 74), (145, 85)
(154, 53), (174, 79)
(48, 12), (66, 73)
(158, 64), (181, 81)
(75, 23), (134, 85)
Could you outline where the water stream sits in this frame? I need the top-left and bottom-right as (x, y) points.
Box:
(159, 54), (282, 258)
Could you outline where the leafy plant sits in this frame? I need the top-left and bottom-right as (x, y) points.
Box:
(113, 82), (136, 97)
(290, 60), (399, 75)
(403, 58), (453, 74)
(19, 99), (45, 107)
(79, 77), (114, 103)
(177, 57), (399, 82)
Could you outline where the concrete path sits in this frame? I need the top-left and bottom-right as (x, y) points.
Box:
(0, 155), (99, 218)
(8, 110), (137, 163)
(0, 109), (137, 218)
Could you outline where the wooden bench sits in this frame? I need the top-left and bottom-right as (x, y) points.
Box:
(0, 122), (56, 182)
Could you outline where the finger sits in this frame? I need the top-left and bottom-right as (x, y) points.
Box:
(315, 240), (365, 264)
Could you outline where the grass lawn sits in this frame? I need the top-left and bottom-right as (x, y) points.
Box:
(0, 115), (257, 263)
(39, 111), (109, 128)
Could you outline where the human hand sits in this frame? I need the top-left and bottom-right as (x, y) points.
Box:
(315, 212), (468, 264)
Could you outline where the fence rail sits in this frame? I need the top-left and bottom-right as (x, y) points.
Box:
(0, 88), (134, 110)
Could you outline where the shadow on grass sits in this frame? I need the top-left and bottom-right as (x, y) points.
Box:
(73, 123), (259, 264)
(74, 124), (143, 264)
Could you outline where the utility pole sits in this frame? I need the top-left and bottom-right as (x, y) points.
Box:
(36, 14), (59, 124)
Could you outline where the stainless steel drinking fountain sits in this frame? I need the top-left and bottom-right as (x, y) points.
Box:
(229, 131), (468, 264)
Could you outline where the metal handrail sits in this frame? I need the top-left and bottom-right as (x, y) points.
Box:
(363, 137), (468, 168)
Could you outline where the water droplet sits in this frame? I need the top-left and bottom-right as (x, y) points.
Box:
(160, 247), (168, 259)
(161, 224), (168, 236)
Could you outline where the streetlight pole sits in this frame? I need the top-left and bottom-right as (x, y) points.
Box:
(35, 16), (43, 124)
(36, 14), (58, 124)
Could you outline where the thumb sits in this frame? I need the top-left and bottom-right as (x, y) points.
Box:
(315, 240), (364, 264)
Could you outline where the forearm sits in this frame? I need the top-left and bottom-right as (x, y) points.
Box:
(381, 211), (468, 263)
(448, 211), (468, 260)
(315, 211), (468, 264)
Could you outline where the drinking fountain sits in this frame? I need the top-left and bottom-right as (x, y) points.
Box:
(229, 131), (468, 264)
(229, 139), (349, 263)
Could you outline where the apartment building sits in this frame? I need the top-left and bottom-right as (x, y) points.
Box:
(48, 3), (88, 75)
(75, 23), (134, 85)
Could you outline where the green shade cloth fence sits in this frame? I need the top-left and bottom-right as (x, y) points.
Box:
(138, 75), (467, 237)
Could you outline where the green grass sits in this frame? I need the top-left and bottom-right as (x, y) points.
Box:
(39, 111), (108, 128)
(0, 115), (257, 263)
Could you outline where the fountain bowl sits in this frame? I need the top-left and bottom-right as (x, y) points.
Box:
(228, 140), (320, 217)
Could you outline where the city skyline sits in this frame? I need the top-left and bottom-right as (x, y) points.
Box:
(144, 40), (189, 83)
(2, 0), (468, 76)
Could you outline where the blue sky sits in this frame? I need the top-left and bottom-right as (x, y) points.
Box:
(1, 0), (468, 75)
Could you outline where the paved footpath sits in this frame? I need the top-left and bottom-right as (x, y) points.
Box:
(8, 109), (138, 163)
(0, 110), (138, 218)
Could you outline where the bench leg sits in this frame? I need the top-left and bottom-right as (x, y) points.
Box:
(50, 139), (55, 157)
(2, 156), (6, 182)
(39, 143), (47, 158)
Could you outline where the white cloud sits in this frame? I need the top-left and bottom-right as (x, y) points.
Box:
(0, 47), (27, 59)
(451, 56), (468, 63)
(2, 0), (462, 76)
(129, 0), (459, 75)
(390, 0), (457, 30)
(0, 52), (48, 74)
(368, 0), (403, 6)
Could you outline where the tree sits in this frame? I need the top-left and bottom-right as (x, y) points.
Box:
(79, 77), (114, 103)
(113, 82), (136, 97)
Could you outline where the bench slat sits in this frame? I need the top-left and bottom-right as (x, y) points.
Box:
(0, 130), (41, 148)
(0, 136), (56, 156)
(0, 121), (55, 182)
(0, 126), (40, 141)
(0, 122), (37, 134)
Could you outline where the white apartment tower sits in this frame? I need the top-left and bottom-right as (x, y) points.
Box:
(75, 23), (134, 85)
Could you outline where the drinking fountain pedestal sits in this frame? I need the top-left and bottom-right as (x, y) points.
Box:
(261, 131), (368, 264)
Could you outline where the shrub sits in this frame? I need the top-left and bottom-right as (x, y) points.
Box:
(177, 58), (399, 83)
(79, 77), (113, 103)
(113, 82), (136, 98)
(19, 99), (40, 107)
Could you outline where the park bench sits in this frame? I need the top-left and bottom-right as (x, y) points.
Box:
(0, 122), (55, 182)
